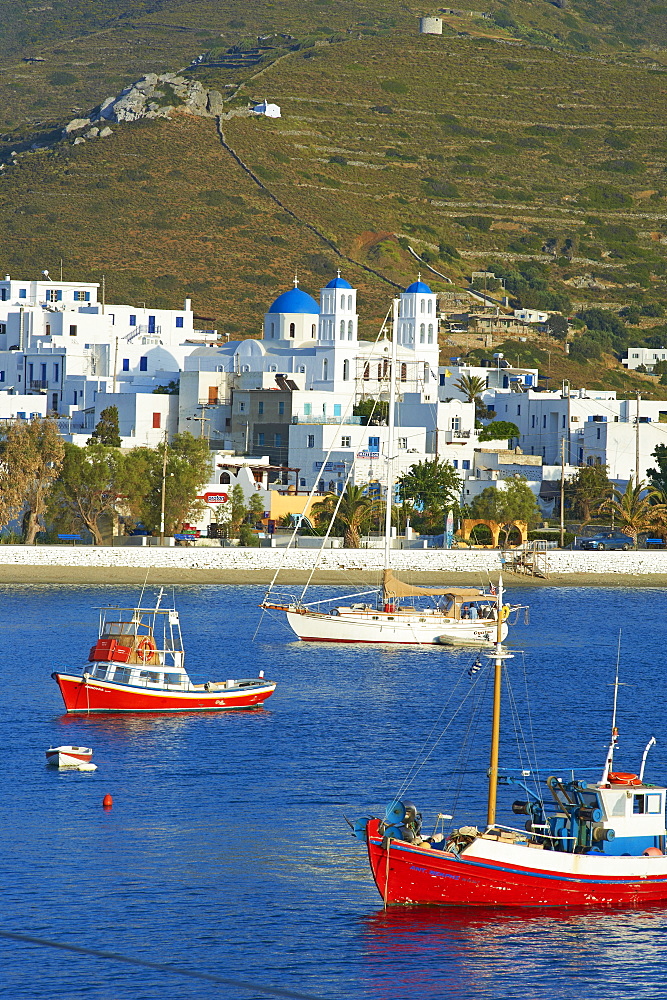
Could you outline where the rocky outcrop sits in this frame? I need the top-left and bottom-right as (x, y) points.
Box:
(62, 72), (229, 141)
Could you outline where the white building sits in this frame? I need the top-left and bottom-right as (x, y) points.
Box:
(622, 347), (667, 372)
(0, 274), (214, 422)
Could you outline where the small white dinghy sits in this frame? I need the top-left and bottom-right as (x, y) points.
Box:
(46, 745), (96, 770)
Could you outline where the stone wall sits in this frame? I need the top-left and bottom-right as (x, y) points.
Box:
(0, 545), (666, 585)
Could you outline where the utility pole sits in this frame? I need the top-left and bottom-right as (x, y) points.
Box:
(159, 431), (168, 546)
(560, 436), (565, 548)
(636, 391), (641, 484)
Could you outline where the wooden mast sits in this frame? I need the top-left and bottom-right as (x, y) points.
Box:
(486, 574), (504, 827)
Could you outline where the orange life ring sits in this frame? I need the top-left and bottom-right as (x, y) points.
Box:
(608, 772), (642, 786)
(137, 637), (156, 664)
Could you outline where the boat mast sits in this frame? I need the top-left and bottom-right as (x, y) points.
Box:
(486, 574), (504, 827)
(601, 633), (622, 785)
(382, 304), (398, 602)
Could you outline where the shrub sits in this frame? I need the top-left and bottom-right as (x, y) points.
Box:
(455, 215), (492, 232)
(580, 184), (632, 209)
(423, 178), (459, 198)
(49, 71), (77, 86)
(570, 336), (602, 360)
(600, 159), (644, 174)
(381, 79), (408, 94)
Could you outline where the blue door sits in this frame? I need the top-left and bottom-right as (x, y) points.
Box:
(148, 315), (156, 334)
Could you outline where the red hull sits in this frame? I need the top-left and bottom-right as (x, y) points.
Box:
(53, 673), (276, 713)
(365, 820), (667, 907)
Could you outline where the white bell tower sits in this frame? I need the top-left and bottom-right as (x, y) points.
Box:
(318, 271), (358, 345)
(396, 275), (438, 352)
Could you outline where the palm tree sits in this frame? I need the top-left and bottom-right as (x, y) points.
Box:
(311, 484), (381, 548)
(453, 373), (487, 405)
(599, 478), (667, 544)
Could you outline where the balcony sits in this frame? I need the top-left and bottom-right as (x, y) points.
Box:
(444, 428), (471, 442)
(29, 380), (48, 392)
(291, 415), (363, 425)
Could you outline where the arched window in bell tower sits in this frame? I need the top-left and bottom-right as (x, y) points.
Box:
(289, 323), (295, 338)
(348, 320), (353, 340)
(343, 359), (350, 381)
(340, 320), (345, 340)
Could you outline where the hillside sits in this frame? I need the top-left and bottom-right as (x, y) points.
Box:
(2, 1), (667, 394)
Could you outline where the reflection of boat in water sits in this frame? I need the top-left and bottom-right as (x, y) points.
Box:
(52, 590), (276, 713)
(361, 904), (667, 998)
(353, 582), (667, 907)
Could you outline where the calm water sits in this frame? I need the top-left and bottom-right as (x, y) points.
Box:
(1, 583), (666, 999)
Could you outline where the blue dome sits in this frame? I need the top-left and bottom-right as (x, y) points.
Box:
(325, 276), (352, 289)
(405, 280), (433, 294)
(268, 287), (320, 314)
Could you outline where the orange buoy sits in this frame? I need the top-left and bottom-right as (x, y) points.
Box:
(102, 793), (113, 809)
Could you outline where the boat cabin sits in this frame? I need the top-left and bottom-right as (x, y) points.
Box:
(87, 604), (189, 689)
(512, 773), (667, 856)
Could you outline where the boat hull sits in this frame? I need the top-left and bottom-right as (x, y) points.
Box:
(366, 819), (667, 907)
(46, 746), (93, 767)
(52, 672), (277, 713)
(285, 608), (506, 646)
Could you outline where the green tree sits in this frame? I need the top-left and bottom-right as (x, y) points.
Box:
(353, 398), (388, 425)
(0, 418), (65, 544)
(478, 420), (520, 444)
(546, 314), (568, 339)
(87, 405), (121, 447)
(647, 444), (667, 494)
(453, 373), (487, 404)
(469, 477), (541, 545)
(122, 433), (211, 536)
(49, 443), (123, 545)
(311, 484), (381, 548)
(246, 491), (266, 525)
(564, 463), (613, 524)
(599, 478), (667, 544)
(397, 459), (461, 533)
(229, 484), (247, 538)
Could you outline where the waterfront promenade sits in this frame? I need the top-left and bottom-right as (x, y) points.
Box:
(0, 545), (666, 586)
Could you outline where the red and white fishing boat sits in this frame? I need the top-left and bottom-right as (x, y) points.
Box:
(45, 745), (93, 767)
(353, 581), (667, 907)
(52, 590), (276, 713)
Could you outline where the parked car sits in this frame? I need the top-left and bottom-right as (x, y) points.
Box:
(579, 531), (633, 551)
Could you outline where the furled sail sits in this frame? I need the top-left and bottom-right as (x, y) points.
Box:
(382, 569), (484, 600)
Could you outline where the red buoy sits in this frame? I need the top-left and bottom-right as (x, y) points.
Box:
(102, 793), (113, 810)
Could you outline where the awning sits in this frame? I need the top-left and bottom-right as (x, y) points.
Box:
(382, 570), (484, 600)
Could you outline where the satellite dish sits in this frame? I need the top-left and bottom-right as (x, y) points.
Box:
(42, 269), (50, 278)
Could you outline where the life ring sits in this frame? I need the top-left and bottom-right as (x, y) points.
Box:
(500, 605), (510, 622)
(137, 637), (156, 664)
(608, 772), (641, 786)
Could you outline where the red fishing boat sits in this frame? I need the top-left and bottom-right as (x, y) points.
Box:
(353, 580), (667, 907)
(52, 590), (276, 713)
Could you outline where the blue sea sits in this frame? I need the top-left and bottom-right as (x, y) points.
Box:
(1, 583), (666, 1000)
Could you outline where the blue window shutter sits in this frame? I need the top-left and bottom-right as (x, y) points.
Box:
(56, 290), (62, 301)
(122, 359), (129, 372)
(85, 292), (90, 302)
(334, 404), (341, 417)
(176, 316), (184, 328)
(19, 289), (26, 299)
(129, 315), (136, 326)
(140, 356), (148, 372)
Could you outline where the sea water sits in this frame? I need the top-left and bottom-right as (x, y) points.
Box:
(0, 583), (666, 1000)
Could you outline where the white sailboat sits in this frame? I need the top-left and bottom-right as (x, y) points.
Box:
(263, 317), (513, 647)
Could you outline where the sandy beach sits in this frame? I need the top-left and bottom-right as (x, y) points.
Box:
(0, 564), (665, 588)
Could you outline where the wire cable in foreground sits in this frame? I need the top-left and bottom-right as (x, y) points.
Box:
(0, 929), (324, 1000)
